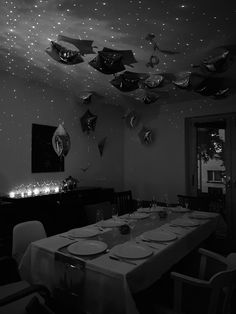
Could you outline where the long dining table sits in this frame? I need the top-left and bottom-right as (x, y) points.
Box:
(19, 207), (219, 314)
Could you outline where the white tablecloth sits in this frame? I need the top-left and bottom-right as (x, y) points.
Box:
(19, 212), (219, 314)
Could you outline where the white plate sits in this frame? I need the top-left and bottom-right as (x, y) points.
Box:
(171, 206), (190, 213)
(111, 242), (153, 259)
(151, 206), (169, 212)
(142, 230), (177, 242)
(126, 213), (150, 219)
(189, 212), (216, 219)
(170, 219), (200, 227)
(67, 240), (107, 256)
(67, 228), (99, 238)
(98, 220), (126, 228)
(137, 208), (151, 213)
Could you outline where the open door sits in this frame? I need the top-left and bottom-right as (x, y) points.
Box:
(186, 113), (236, 246)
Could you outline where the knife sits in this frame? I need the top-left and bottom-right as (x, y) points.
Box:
(109, 255), (137, 265)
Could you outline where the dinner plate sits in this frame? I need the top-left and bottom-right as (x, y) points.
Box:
(170, 218), (200, 227)
(111, 242), (153, 259)
(67, 240), (107, 256)
(98, 219), (126, 228)
(126, 212), (150, 219)
(189, 212), (216, 219)
(137, 207), (151, 213)
(67, 228), (99, 238)
(171, 206), (190, 213)
(142, 230), (177, 242)
(150, 206), (167, 212)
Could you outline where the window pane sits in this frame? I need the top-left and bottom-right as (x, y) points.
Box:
(207, 170), (213, 181)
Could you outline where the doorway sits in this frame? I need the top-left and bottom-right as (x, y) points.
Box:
(185, 113), (236, 247)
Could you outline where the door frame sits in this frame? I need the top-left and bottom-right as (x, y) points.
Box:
(185, 112), (236, 244)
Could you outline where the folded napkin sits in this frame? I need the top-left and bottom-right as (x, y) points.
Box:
(138, 236), (170, 250)
(160, 223), (188, 236)
(170, 218), (200, 227)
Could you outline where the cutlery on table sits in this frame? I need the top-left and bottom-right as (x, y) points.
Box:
(135, 240), (160, 250)
(59, 234), (76, 240)
(109, 255), (137, 265)
(160, 228), (182, 236)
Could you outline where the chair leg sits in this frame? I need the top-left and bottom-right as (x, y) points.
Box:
(173, 280), (182, 313)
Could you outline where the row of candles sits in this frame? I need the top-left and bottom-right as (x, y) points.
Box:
(9, 181), (62, 198)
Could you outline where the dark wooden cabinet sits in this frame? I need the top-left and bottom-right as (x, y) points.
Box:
(0, 187), (114, 255)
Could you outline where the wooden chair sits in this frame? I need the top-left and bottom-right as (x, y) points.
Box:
(169, 248), (236, 314)
(177, 194), (210, 211)
(83, 201), (112, 224)
(113, 190), (133, 215)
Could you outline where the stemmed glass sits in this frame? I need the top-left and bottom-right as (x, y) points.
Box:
(164, 193), (169, 207)
(136, 198), (142, 210)
(128, 219), (136, 241)
(151, 196), (157, 209)
(112, 206), (118, 221)
(96, 209), (104, 224)
(184, 200), (189, 210)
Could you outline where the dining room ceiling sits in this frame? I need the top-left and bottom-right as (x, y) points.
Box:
(0, 0), (235, 105)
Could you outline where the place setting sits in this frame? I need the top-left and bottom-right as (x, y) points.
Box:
(169, 217), (200, 228)
(160, 223), (188, 236)
(60, 227), (101, 240)
(187, 211), (218, 220)
(170, 205), (191, 213)
(136, 228), (178, 250)
(109, 241), (153, 265)
(123, 212), (151, 220)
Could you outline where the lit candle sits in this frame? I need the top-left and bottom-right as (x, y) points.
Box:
(9, 191), (15, 198)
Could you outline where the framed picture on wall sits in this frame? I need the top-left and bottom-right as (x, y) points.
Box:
(31, 123), (64, 173)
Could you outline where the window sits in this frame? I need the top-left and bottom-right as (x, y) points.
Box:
(207, 170), (223, 183)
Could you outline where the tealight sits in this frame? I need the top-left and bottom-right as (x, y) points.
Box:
(33, 188), (39, 196)
(27, 189), (32, 197)
(9, 191), (15, 198)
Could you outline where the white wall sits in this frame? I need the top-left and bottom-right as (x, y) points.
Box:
(124, 93), (236, 204)
(0, 73), (125, 195)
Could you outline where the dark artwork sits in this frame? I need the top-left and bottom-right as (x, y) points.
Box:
(31, 123), (64, 173)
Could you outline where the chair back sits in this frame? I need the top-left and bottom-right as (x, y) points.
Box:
(113, 190), (133, 215)
(12, 221), (47, 265)
(208, 267), (236, 314)
(177, 194), (210, 211)
(83, 201), (112, 224)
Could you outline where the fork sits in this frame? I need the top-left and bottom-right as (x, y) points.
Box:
(109, 255), (137, 265)
(140, 238), (169, 246)
(135, 240), (160, 250)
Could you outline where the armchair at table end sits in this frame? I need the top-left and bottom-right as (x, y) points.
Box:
(0, 255), (54, 314)
(154, 248), (236, 314)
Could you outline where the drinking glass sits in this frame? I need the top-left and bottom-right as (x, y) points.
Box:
(164, 193), (169, 207)
(136, 198), (142, 210)
(96, 209), (104, 224)
(112, 206), (118, 220)
(184, 200), (189, 210)
(128, 219), (136, 241)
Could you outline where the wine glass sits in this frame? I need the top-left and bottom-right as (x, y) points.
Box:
(164, 193), (169, 207)
(136, 198), (142, 210)
(128, 219), (136, 241)
(112, 206), (118, 221)
(184, 200), (189, 210)
(96, 209), (104, 224)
